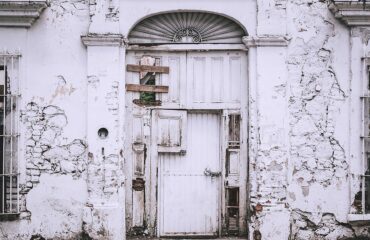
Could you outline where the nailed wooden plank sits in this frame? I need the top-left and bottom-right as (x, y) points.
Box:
(133, 99), (162, 106)
(127, 64), (170, 74)
(126, 84), (169, 93)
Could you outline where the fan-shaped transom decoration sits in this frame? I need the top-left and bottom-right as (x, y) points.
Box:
(128, 12), (247, 44)
(173, 27), (202, 43)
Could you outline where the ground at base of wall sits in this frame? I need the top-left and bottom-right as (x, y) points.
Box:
(127, 237), (246, 240)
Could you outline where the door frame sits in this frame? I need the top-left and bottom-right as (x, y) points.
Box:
(124, 47), (249, 237)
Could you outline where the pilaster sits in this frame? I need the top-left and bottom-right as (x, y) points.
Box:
(81, 34), (126, 240)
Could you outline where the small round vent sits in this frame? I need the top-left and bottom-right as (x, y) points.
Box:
(128, 12), (247, 44)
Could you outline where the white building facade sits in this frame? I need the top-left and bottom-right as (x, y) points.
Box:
(0, 0), (370, 239)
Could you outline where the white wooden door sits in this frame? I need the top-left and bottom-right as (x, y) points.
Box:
(156, 111), (221, 237)
(125, 50), (248, 237)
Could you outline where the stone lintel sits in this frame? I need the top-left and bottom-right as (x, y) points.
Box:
(329, 1), (370, 27)
(0, 1), (47, 27)
(242, 35), (290, 47)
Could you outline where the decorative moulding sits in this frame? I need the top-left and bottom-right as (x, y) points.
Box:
(81, 34), (126, 47)
(329, 0), (370, 26)
(242, 36), (290, 47)
(0, 0), (47, 27)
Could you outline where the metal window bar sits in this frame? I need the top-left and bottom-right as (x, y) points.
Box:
(225, 187), (239, 234)
(0, 52), (20, 215)
(360, 59), (370, 214)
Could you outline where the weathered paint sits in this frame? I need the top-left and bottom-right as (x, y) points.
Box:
(0, 0), (369, 239)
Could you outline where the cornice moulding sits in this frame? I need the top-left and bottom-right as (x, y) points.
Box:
(81, 34), (126, 47)
(242, 36), (290, 47)
(329, 1), (370, 26)
(0, 1), (47, 27)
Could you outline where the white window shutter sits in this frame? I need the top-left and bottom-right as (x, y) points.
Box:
(153, 110), (187, 153)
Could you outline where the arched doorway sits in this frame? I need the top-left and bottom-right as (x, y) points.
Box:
(125, 11), (248, 238)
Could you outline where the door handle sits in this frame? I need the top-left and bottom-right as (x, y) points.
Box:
(204, 168), (221, 177)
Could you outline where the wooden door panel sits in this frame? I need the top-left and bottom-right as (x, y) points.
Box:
(158, 113), (221, 236)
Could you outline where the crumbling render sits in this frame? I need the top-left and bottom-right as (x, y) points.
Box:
(288, 0), (348, 195)
(249, 1), (353, 238)
(19, 102), (87, 219)
(290, 209), (355, 240)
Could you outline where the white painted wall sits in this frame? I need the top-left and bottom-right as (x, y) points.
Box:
(0, 0), (368, 239)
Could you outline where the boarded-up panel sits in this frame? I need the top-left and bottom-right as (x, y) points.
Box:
(159, 113), (220, 236)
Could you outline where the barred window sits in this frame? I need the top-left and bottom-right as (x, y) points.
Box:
(0, 52), (20, 215)
(360, 96), (370, 214)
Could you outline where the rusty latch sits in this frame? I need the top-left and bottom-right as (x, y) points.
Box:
(204, 168), (221, 177)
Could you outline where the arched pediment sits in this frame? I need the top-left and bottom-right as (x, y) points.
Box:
(128, 11), (248, 44)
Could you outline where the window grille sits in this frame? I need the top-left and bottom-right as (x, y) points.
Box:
(228, 114), (241, 149)
(0, 52), (20, 215)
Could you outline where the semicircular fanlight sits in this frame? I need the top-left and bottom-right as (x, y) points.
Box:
(128, 12), (247, 44)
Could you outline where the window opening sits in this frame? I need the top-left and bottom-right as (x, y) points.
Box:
(0, 53), (20, 216)
(228, 114), (240, 149)
(225, 113), (241, 234)
(226, 114), (241, 177)
(226, 187), (239, 235)
(136, 56), (162, 106)
(368, 65), (370, 90)
(360, 97), (370, 213)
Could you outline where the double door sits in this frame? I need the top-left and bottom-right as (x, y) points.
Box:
(125, 50), (247, 237)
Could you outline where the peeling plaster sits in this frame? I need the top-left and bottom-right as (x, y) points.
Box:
(287, 0), (348, 194)
(290, 209), (356, 240)
(19, 102), (87, 219)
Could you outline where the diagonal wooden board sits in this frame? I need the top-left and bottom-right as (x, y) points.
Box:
(126, 84), (169, 93)
(126, 64), (170, 74)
